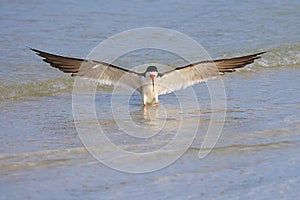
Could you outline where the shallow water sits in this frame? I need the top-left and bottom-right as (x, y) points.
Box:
(1, 0), (300, 199)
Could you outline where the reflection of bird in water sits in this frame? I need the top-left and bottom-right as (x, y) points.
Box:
(31, 48), (265, 109)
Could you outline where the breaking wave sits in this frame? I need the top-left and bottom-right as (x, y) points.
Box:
(0, 78), (74, 101)
(255, 44), (300, 68)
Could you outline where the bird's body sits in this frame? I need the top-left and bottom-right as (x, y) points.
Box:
(31, 48), (265, 108)
(141, 81), (158, 105)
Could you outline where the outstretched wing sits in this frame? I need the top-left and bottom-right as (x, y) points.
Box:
(156, 52), (265, 95)
(31, 48), (142, 91)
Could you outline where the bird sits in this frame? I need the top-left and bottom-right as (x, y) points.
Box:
(31, 48), (265, 109)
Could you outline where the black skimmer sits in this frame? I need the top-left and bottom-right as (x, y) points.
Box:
(31, 48), (265, 109)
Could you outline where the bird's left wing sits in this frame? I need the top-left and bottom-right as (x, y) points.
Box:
(156, 52), (265, 95)
(31, 48), (143, 91)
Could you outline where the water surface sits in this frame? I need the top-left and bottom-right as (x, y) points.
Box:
(0, 0), (300, 199)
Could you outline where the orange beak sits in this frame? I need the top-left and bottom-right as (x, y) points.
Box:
(150, 74), (156, 80)
(150, 74), (155, 92)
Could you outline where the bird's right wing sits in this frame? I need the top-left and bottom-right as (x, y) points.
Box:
(31, 48), (143, 91)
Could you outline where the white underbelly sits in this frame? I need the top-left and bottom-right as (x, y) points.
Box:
(142, 84), (157, 103)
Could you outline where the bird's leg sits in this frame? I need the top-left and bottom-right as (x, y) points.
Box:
(142, 95), (148, 110)
(154, 97), (159, 108)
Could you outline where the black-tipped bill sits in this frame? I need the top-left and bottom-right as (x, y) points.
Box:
(150, 74), (155, 92)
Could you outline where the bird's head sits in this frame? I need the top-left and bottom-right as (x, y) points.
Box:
(145, 66), (158, 80)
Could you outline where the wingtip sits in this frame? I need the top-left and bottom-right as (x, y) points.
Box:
(29, 47), (42, 56)
(30, 47), (40, 53)
(256, 51), (267, 56)
(251, 51), (267, 60)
